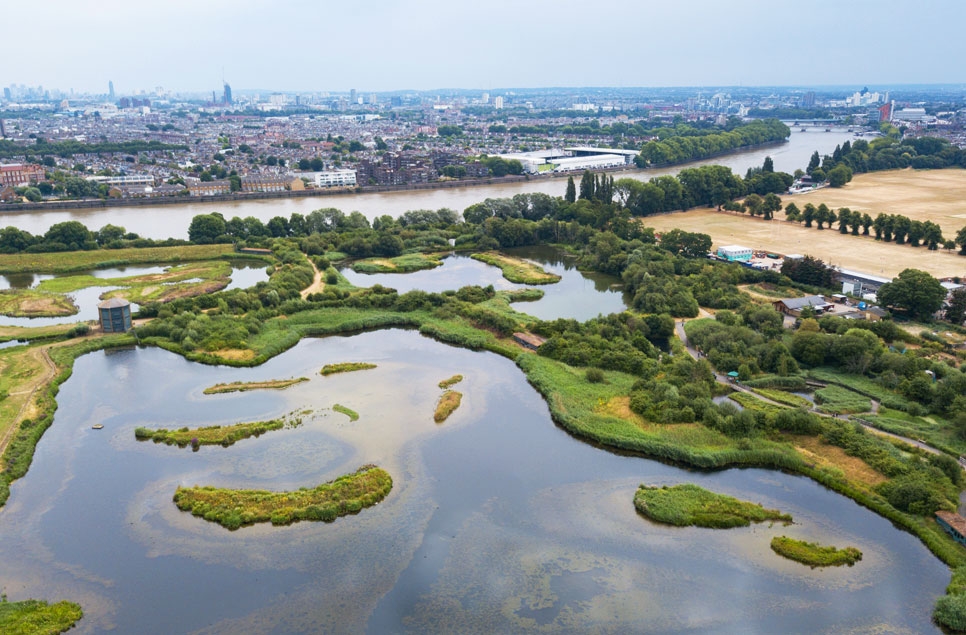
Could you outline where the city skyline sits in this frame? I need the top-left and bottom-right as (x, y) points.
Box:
(4, 0), (966, 95)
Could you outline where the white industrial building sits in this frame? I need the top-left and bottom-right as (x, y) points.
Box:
(87, 174), (156, 186)
(716, 245), (753, 262)
(314, 169), (357, 188)
(552, 154), (627, 172)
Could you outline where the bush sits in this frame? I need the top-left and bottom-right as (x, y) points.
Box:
(585, 368), (605, 383)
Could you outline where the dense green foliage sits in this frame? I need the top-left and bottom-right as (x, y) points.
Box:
(0, 138), (186, 159)
(320, 362), (377, 376)
(636, 119), (790, 167)
(769, 536), (863, 568)
(0, 597), (84, 634)
(173, 465), (392, 530)
(134, 420), (284, 448)
(633, 483), (792, 528)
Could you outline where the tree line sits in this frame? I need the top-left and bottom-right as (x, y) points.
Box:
(635, 119), (790, 167)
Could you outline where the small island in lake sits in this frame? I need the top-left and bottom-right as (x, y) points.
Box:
(470, 251), (561, 285)
(173, 465), (392, 530)
(320, 362), (377, 376)
(770, 536), (863, 568)
(134, 420), (283, 448)
(634, 483), (792, 528)
(434, 390), (462, 423)
(203, 377), (308, 394)
(0, 597), (84, 634)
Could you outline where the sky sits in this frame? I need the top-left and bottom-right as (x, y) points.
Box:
(4, 0), (966, 95)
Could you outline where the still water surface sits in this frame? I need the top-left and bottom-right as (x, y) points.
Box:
(0, 262), (269, 328)
(0, 131), (855, 239)
(0, 331), (947, 633)
(340, 246), (628, 322)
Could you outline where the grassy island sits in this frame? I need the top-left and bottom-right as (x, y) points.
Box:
(438, 374), (463, 389)
(203, 377), (308, 394)
(134, 420), (283, 448)
(172, 465), (392, 530)
(320, 362), (377, 376)
(350, 252), (446, 274)
(0, 289), (77, 318)
(333, 404), (359, 421)
(0, 244), (238, 274)
(634, 483), (793, 529)
(470, 252), (561, 285)
(770, 536), (863, 568)
(434, 390), (462, 423)
(0, 597), (83, 634)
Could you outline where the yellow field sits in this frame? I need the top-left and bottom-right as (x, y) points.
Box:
(643, 169), (966, 279)
(793, 168), (966, 236)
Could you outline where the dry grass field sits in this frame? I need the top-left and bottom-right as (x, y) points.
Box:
(643, 169), (966, 279)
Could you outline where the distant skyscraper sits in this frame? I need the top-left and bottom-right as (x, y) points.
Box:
(350, 88), (357, 105)
(109, 80), (115, 100)
(494, 96), (504, 109)
(2, 87), (10, 101)
(223, 82), (233, 105)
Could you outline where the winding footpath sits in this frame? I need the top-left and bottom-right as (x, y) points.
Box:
(0, 345), (57, 460)
(675, 319), (944, 456)
(300, 261), (326, 299)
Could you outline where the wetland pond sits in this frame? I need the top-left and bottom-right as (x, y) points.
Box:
(340, 245), (629, 322)
(0, 245), (950, 632)
(0, 329), (949, 633)
(0, 261), (269, 328)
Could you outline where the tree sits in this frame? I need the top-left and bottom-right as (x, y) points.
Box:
(861, 213), (873, 235)
(802, 203), (816, 228)
(877, 269), (946, 319)
(946, 288), (966, 325)
(659, 229), (712, 258)
(807, 151), (821, 174)
(784, 202), (801, 222)
(744, 193), (763, 217)
(762, 156), (774, 173)
(815, 204), (830, 229)
(565, 176), (576, 203)
(188, 213), (227, 244)
(761, 193), (782, 220)
(957, 225), (966, 255)
(43, 221), (93, 250)
(579, 170), (595, 200)
(837, 208), (852, 234)
(827, 164), (853, 187)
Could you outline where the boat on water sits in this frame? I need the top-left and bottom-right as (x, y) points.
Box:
(91, 424), (104, 430)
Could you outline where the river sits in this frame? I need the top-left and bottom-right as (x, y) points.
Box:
(0, 247), (949, 633)
(0, 130), (856, 240)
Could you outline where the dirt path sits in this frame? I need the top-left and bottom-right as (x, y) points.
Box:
(674, 319), (949, 456)
(300, 261), (325, 299)
(0, 345), (57, 459)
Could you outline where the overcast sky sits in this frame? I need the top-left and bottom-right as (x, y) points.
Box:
(5, 0), (965, 95)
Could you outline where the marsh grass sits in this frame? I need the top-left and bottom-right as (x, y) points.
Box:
(434, 391), (462, 423)
(634, 483), (793, 528)
(0, 597), (84, 634)
(470, 251), (561, 284)
(320, 362), (377, 376)
(438, 374), (463, 389)
(815, 385), (873, 414)
(333, 404), (359, 421)
(172, 465), (392, 530)
(350, 252), (446, 273)
(203, 377), (308, 394)
(0, 244), (237, 274)
(752, 388), (812, 408)
(770, 536), (863, 568)
(134, 420), (283, 448)
(0, 289), (77, 318)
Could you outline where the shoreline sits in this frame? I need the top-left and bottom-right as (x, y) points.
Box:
(0, 139), (788, 214)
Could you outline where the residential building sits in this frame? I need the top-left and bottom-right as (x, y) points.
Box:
(314, 169), (357, 188)
(0, 163), (46, 187)
(187, 179), (231, 196)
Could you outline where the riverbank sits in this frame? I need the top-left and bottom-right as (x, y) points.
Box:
(0, 140), (791, 215)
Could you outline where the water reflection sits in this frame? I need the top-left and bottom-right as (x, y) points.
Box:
(0, 331), (947, 633)
(340, 246), (629, 322)
(0, 263), (268, 327)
